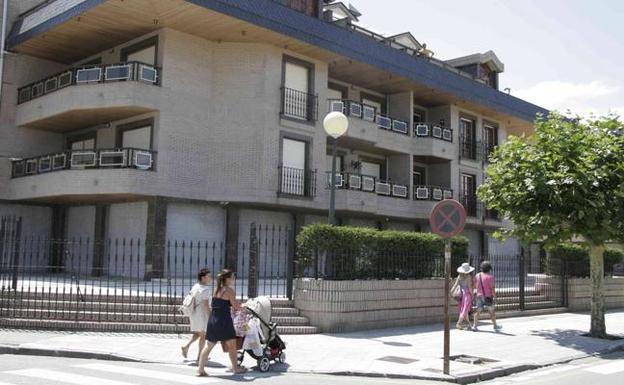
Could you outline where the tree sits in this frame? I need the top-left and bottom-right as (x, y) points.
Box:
(478, 112), (624, 338)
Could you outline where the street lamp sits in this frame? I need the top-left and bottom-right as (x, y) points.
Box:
(323, 111), (349, 225)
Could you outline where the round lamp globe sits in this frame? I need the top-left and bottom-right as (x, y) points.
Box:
(323, 111), (349, 139)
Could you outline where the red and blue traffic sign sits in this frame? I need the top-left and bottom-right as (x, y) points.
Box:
(429, 199), (466, 239)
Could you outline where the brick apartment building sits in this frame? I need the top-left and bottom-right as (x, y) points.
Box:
(0, 0), (548, 278)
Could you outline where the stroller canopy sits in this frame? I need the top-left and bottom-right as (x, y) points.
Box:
(246, 296), (272, 338)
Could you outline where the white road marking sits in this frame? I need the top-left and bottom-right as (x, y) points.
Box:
(3, 369), (138, 385)
(77, 363), (220, 384)
(584, 361), (624, 375)
(0, 382), (18, 385)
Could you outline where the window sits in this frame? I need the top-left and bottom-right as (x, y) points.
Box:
(413, 166), (426, 186)
(460, 117), (477, 160)
(116, 119), (153, 150)
(461, 173), (477, 216)
(483, 124), (498, 158)
(281, 138), (308, 195)
(282, 57), (314, 121)
(121, 37), (158, 65)
(413, 108), (426, 124)
(68, 135), (95, 150)
(360, 160), (382, 180)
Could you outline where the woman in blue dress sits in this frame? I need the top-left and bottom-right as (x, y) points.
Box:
(197, 269), (246, 376)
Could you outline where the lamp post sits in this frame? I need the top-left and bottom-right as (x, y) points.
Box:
(323, 111), (349, 225)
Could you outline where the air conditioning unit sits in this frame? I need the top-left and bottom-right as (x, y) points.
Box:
(349, 174), (362, 189)
(76, 67), (102, 83)
(31, 82), (44, 98)
(443, 128), (453, 142)
(12, 161), (25, 177)
(38, 156), (52, 173)
(392, 184), (408, 198)
(376, 181), (391, 195)
(58, 71), (73, 89)
(415, 124), (429, 137)
(25, 159), (38, 174)
(44, 77), (58, 94)
(392, 119), (408, 134)
(415, 187), (429, 200)
(443, 189), (453, 200)
(349, 101), (362, 117)
(376, 115), (392, 129)
(18, 87), (31, 104)
(329, 100), (344, 113)
(432, 125), (443, 138)
(327, 172), (343, 188)
(362, 176), (375, 192)
(432, 187), (443, 201)
(362, 105), (376, 121)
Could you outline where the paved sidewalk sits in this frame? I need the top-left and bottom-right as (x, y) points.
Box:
(1, 311), (624, 383)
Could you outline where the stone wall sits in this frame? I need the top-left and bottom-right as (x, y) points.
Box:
(567, 277), (624, 312)
(293, 278), (458, 333)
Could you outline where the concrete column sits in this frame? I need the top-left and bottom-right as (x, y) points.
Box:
(225, 206), (240, 270)
(145, 197), (167, 279)
(91, 204), (107, 276)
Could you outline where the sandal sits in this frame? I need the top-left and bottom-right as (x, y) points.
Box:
(181, 346), (189, 359)
(233, 366), (247, 374)
(196, 371), (208, 377)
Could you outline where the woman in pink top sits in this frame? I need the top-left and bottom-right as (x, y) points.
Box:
(473, 261), (501, 331)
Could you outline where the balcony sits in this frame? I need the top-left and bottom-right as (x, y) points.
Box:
(413, 123), (453, 143)
(278, 166), (317, 198)
(11, 148), (156, 179)
(16, 61), (161, 131)
(326, 171), (409, 199)
(328, 99), (409, 137)
(459, 136), (483, 162)
(413, 185), (453, 201)
(281, 87), (318, 122)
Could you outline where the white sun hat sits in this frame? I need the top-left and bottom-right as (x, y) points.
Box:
(457, 262), (475, 274)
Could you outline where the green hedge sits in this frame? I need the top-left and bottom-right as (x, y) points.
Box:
(296, 224), (469, 280)
(546, 243), (624, 277)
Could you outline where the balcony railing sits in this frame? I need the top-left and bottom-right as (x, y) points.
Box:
(328, 99), (409, 136)
(281, 87), (318, 122)
(11, 148), (156, 178)
(459, 136), (482, 161)
(278, 166), (317, 197)
(484, 143), (498, 163)
(413, 185), (453, 201)
(17, 61), (160, 104)
(325, 171), (409, 199)
(459, 195), (481, 218)
(413, 122), (453, 142)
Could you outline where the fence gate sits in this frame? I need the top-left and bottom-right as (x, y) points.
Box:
(469, 253), (566, 312)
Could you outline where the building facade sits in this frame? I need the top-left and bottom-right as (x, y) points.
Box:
(0, 0), (548, 277)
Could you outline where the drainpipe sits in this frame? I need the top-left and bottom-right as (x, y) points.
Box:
(0, 0), (8, 114)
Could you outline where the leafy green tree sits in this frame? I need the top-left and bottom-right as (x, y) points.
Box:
(478, 112), (624, 338)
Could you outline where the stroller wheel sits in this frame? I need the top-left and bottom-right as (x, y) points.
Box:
(237, 351), (244, 365)
(257, 357), (270, 372)
(278, 351), (286, 364)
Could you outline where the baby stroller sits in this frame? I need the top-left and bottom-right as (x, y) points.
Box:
(236, 296), (286, 372)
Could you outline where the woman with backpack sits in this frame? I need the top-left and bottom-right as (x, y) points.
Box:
(181, 268), (212, 361)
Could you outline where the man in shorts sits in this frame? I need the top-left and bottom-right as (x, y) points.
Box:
(473, 261), (502, 332)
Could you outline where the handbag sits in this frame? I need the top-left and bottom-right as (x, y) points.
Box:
(478, 274), (494, 306)
(450, 280), (462, 302)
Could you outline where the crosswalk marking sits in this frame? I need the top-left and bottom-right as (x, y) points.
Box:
(77, 363), (220, 384)
(3, 369), (138, 385)
(0, 382), (18, 385)
(584, 361), (624, 375)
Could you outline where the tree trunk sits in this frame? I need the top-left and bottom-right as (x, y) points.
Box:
(588, 242), (607, 338)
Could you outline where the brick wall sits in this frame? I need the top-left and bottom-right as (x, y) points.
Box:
(567, 278), (624, 312)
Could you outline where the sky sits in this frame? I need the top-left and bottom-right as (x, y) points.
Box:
(347, 0), (624, 117)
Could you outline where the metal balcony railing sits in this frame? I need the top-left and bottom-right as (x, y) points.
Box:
(17, 61), (160, 104)
(327, 99), (409, 136)
(281, 87), (318, 122)
(325, 171), (410, 199)
(278, 166), (317, 197)
(11, 148), (157, 178)
(459, 195), (481, 218)
(413, 185), (453, 201)
(459, 136), (483, 161)
(413, 122), (453, 142)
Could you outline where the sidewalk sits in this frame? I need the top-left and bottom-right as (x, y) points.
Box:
(2, 311), (624, 383)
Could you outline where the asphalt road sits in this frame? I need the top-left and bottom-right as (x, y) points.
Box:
(0, 351), (623, 385)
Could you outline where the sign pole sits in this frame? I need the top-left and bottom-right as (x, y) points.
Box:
(443, 239), (451, 375)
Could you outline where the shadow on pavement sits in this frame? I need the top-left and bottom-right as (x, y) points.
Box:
(530, 328), (624, 355)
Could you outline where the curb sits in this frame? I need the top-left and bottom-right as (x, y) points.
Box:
(0, 344), (152, 364)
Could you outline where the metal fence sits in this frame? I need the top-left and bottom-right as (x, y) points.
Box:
(0, 218), (293, 325)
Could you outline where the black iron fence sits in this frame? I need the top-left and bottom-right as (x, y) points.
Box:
(280, 87), (318, 121)
(17, 61), (160, 104)
(278, 166), (317, 197)
(0, 219), (293, 325)
(11, 148), (156, 178)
